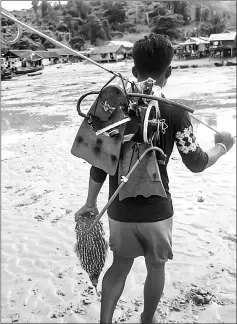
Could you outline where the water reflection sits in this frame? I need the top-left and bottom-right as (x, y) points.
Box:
(1, 110), (70, 133)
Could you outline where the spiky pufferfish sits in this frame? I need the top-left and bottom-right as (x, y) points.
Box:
(74, 211), (108, 290)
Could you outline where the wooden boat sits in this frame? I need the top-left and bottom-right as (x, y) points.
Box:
(1, 68), (13, 80)
(171, 66), (178, 69)
(226, 61), (237, 66)
(27, 72), (42, 76)
(1, 73), (13, 80)
(15, 66), (44, 75)
(214, 62), (224, 67)
(191, 65), (198, 68)
(179, 65), (189, 69)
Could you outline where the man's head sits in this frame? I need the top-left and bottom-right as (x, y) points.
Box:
(132, 33), (174, 87)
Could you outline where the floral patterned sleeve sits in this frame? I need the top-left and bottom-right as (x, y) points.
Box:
(175, 110), (209, 173)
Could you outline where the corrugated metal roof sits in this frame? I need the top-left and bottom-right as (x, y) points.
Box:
(180, 37), (210, 46)
(198, 36), (209, 42)
(25, 53), (42, 62)
(209, 32), (236, 41)
(91, 45), (125, 54)
(184, 37), (209, 44)
(3, 50), (43, 61)
(35, 51), (61, 58)
(4, 50), (34, 58)
(106, 40), (134, 48)
(80, 48), (95, 55)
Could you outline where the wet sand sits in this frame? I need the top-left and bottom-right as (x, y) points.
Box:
(1, 60), (236, 323)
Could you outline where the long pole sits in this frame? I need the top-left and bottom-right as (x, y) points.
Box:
(1, 10), (120, 77)
(87, 146), (166, 233)
(1, 8), (223, 136)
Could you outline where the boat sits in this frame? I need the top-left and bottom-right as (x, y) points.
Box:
(191, 65), (198, 68)
(1, 73), (13, 80)
(171, 66), (178, 69)
(27, 72), (42, 77)
(1, 67), (13, 80)
(179, 65), (189, 69)
(226, 61), (237, 66)
(15, 65), (44, 75)
(214, 61), (224, 67)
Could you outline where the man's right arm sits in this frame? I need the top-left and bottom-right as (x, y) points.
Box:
(75, 166), (107, 221)
(86, 167), (107, 207)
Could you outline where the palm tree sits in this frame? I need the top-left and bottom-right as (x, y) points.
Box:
(31, 0), (39, 21)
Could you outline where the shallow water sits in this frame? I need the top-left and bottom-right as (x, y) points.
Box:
(2, 110), (70, 133)
(2, 63), (236, 136)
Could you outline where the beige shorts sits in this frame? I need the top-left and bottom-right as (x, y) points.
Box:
(109, 217), (173, 265)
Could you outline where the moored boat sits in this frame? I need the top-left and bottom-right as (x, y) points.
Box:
(15, 65), (44, 75)
(27, 72), (42, 76)
(180, 65), (189, 69)
(1, 73), (13, 80)
(214, 61), (224, 67)
(1, 67), (13, 80)
(226, 61), (237, 66)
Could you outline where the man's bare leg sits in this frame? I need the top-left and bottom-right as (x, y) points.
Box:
(141, 262), (165, 323)
(100, 253), (134, 323)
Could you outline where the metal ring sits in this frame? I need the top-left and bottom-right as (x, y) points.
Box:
(1, 8), (22, 45)
(76, 91), (99, 118)
(143, 104), (157, 144)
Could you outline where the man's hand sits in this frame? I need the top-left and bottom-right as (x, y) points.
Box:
(215, 131), (235, 152)
(75, 204), (99, 222)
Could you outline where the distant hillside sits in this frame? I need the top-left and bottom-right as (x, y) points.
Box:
(1, 0), (236, 50)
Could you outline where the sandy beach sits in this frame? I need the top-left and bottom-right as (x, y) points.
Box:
(1, 59), (236, 323)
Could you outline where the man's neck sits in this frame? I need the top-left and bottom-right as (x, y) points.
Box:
(136, 76), (164, 88)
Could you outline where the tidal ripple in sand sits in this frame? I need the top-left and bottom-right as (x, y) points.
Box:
(1, 61), (236, 323)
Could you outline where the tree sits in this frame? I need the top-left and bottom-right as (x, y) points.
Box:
(152, 14), (183, 40)
(102, 19), (111, 40)
(41, 0), (49, 18)
(103, 3), (126, 24)
(69, 35), (85, 50)
(57, 22), (69, 32)
(195, 6), (201, 22)
(11, 35), (43, 50)
(80, 16), (107, 46)
(75, 0), (91, 19)
(43, 39), (56, 49)
(202, 8), (210, 22)
(31, 0), (39, 20)
(68, 8), (80, 17)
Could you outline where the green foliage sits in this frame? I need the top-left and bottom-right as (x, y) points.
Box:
(152, 14), (184, 40)
(11, 33), (43, 50)
(103, 7), (126, 24)
(43, 39), (56, 49)
(3, 0), (235, 51)
(69, 35), (85, 50)
(41, 0), (49, 18)
(195, 6), (201, 22)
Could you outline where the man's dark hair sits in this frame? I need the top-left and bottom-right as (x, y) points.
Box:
(132, 33), (174, 77)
